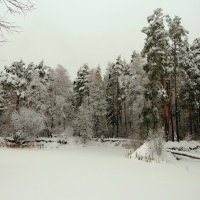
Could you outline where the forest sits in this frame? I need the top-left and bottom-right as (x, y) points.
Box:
(0, 8), (199, 143)
(1, 2), (200, 200)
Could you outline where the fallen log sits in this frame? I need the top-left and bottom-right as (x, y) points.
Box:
(167, 146), (200, 152)
(4, 137), (67, 145)
(167, 149), (200, 160)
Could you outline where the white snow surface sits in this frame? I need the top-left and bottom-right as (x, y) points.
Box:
(0, 142), (200, 200)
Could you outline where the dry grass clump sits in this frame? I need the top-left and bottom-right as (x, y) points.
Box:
(5, 142), (44, 149)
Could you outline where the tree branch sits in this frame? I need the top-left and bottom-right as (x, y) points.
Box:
(0, 0), (34, 14)
(0, 0), (34, 34)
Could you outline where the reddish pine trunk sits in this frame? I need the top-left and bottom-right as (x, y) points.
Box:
(170, 112), (174, 141)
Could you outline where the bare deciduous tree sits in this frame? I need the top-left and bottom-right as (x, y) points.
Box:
(1, 0), (33, 14)
(0, 0), (34, 37)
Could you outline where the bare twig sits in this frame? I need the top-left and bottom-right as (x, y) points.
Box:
(0, 0), (34, 34)
(0, 19), (18, 32)
(0, 0), (34, 14)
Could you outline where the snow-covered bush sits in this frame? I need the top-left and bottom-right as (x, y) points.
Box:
(11, 107), (46, 141)
(132, 128), (166, 162)
(132, 143), (153, 162)
(147, 128), (165, 157)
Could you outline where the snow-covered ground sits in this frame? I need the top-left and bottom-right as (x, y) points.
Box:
(0, 142), (200, 200)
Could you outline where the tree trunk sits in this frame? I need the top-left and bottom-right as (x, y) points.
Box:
(119, 100), (123, 137)
(173, 42), (180, 142)
(189, 106), (193, 136)
(198, 87), (200, 134)
(116, 101), (119, 138)
(169, 82), (174, 141)
(63, 117), (66, 130)
(51, 116), (54, 129)
(162, 76), (169, 141)
(16, 94), (20, 111)
(167, 149), (200, 160)
(116, 77), (119, 137)
(129, 108), (132, 130)
(171, 114), (174, 141)
(124, 101), (128, 137)
(96, 115), (100, 137)
(63, 107), (66, 131)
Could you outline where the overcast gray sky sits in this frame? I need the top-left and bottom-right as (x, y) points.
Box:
(0, 0), (200, 79)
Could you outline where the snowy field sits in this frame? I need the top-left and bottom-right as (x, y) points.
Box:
(0, 144), (200, 200)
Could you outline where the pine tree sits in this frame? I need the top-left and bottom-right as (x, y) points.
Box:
(0, 60), (27, 111)
(178, 40), (196, 136)
(73, 64), (90, 109)
(141, 8), (171, 140)
(88, 67), (108, 137)
(105, 63), (117, 137)
(191, 38), (200, 134)
(25, 62), (50, 112)
(105, 56), (126, 137)
(167, 15), (189, 141)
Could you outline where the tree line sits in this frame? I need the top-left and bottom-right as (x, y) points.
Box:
(141, 8), (200, 141)
(0, 8), (199, 142)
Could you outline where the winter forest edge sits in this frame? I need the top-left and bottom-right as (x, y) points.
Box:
(1, 1), (200, 199)
(0, 8), (200, 146)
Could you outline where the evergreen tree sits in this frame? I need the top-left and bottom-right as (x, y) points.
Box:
(0, 85), (6, 113)
(141, 8), (171, 140)
(88, 67), (108, 137)
(25, 61), (52, 136)
(123, 51), (146, 136)
(73, 64), (90, 109)
(0, 60), (27, 111)
(191, 38), (200, 134)
(167, 15), (189, 141)
(105, 56), (126, 137)
(25, 62), (50, 112)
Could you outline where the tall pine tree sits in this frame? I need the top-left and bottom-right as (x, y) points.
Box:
(141, 8), (171, 140)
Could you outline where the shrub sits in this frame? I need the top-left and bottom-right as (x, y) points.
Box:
(147, 128), (165, 157)
(11, 107), (46, 141)
(11, 131), (26, 143)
